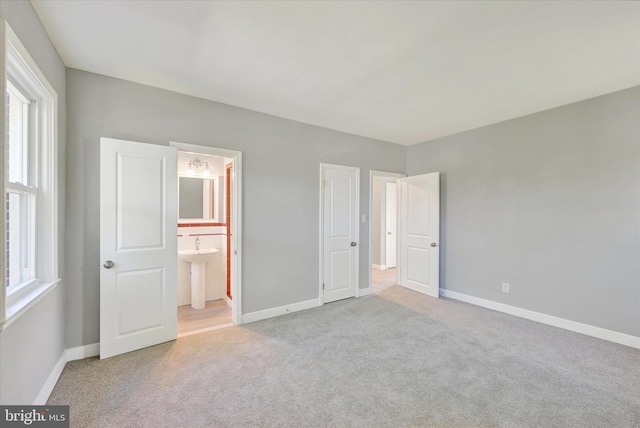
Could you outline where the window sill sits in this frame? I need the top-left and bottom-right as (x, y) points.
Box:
(1, 278), (61, 331)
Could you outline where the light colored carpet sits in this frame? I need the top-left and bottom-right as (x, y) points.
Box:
(48, 285), (640, 427)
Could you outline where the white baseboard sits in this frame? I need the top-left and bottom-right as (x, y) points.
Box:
(242, 298), (320, 324)
(33, 350), (67, 405)
(33, 343), (100, 404)
(223, 295), (232, 307)
(66, 343), (100, 361)
(357, 287), (372, 297)
(441, 289), (640, 349)
(372, 264), (386, 270)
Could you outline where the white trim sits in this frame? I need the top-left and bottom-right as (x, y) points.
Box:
(441, 289), (640, 349)
(318, 166), (324, 304)
(372, 264), (386, 270)
(0, 20), (6, 324)
(66, 343), (100, 361)
(242, 298), (320, 324)
(33, 343), (99, 404)
(33, 350), (67, 405)
(368, 170), (405, 292)
(222, 294), (232, 307)
(170, 141), (243, 326)
(356, 287), (372, 297)
(1, 20), (59, 326)
(0, 279), (60, 330)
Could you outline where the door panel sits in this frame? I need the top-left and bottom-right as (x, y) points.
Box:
(117, 155), (165, 249)
(322, 164), (359, 303)
(385, 182), (397, 268)
(100, 137), (177, 359)
(117, 268), (165, 335)
(399, 172), (440, 298)
(330, 250), (352, 291)
(407, 247), (429, 284)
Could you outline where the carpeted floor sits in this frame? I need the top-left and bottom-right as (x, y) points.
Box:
(48, 285), (640, 427)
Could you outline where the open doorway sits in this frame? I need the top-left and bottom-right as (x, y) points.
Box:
(99, 138), (242, 358)
(171, 141), (242, 337)
(369, 170), (441, 299)
(369, 171), (404, 294)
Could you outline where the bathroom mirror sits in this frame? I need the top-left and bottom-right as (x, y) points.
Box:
(178, 175), (221, 222)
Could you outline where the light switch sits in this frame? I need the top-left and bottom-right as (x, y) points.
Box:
(361, 215), (367, 223)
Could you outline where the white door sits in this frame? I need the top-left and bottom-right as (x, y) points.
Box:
(100, 138), (177, 359)
(321, 164), (359, 303)
(385, 182), (397, 268)
(398, 172), (440, 298)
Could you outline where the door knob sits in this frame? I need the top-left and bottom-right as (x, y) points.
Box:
(430, 242), (438, 247)
(387, 232), (392, 235)
(103, 260), (115, 269)
(351, 242), (357, 247)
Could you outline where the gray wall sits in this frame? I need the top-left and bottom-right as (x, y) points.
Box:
(2, 5), (635, 404)
(0, 1), (66, 403)
(66, 69), (405, 347)
(407, 86), (640, 337)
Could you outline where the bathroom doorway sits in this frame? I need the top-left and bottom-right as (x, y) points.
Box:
(170, 142), (242, 337)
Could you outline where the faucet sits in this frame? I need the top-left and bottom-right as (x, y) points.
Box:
(195, 236), (200, 251)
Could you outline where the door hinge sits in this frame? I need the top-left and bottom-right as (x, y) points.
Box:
(322, 283), (325, 290)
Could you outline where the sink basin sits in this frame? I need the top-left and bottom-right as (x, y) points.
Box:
(178, 248), (218, 264)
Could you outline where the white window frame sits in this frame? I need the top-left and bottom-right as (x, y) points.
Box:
(0, 20), (59, 329)
(6, 80), (38, 292)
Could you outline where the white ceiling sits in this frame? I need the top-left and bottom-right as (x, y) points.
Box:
(32, 1), (639, 145)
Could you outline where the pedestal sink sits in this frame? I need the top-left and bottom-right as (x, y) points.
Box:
(178, 248), (218, 309)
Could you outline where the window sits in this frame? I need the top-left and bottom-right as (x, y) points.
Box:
(1, 20), (59, 328)
(6, 80), (36, 292)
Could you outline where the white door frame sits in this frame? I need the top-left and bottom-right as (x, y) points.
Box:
(319, 163), (360, 304)
(368, 170), (405, 292)
(170, 141), (243, 325)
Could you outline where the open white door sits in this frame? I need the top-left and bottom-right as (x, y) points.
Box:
(100, 138), (177, 359)
(321, 164), (359, 303)
(385, 182), (397, 268)
(398, 172), (440, 298)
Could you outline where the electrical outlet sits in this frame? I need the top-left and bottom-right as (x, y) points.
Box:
(501, 282), (510, 293)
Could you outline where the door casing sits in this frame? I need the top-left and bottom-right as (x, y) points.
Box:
(171, 141), (242, 325)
